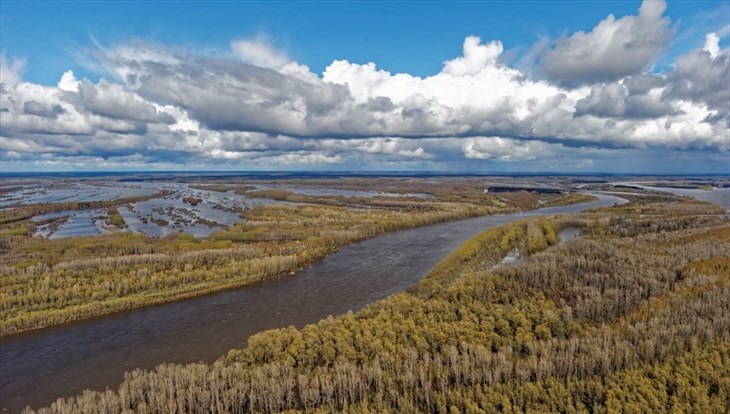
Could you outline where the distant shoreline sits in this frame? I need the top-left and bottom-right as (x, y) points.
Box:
(2, 171), (729, 180)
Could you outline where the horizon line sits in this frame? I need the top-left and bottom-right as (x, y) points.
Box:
(1, 170), (729, 177)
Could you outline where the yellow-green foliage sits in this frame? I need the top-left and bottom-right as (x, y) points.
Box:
(0, 223), (32, 237)
(541, 192), (598, 207)
(224, 203), (492, 244)
(2, 187), (554, 335)
(421, 216), (558, 295)
(499, 224), (524, 251)
(0, 210), (32, 225)
(106, 208), (126, 228)
(525, 218), (558, 254)
(23, 199), (730, 414)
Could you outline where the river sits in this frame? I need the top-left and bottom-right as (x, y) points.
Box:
(0, 194), (625, 412)
(612, 182), (730, 212)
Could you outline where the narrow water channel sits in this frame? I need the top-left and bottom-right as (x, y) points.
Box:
(0, 194), (625, 412)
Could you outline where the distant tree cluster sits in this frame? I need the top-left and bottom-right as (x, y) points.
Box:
(105, 208), (127, 229)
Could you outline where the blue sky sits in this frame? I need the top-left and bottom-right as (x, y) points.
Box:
(3, 1), (727, 84)
(0, 0), (729, 173)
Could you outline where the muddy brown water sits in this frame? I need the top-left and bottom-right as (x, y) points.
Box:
(0, 194), (625, 412)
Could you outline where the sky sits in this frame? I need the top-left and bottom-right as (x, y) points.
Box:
(0, 0), (729, 174)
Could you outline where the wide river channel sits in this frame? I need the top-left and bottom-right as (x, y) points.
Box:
(1, 194), (627, 412)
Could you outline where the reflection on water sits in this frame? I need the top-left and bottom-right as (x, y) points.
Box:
(31, 211), (73, 222)
(115, 184), (291, 238)
(115, 184), (243, 238)
(558, 227), (581, 244)
(11, 180), (726, 240)
(613, 182), (730, 212)
(31, 210), (107, 238)
(50, 210), (106, 239)
(0, 182), (158, 207)
(16, 181), (431, 239)
(650, 186), (729, 212)
(498, 249), (522, 266)
(8, 182), (294, 239)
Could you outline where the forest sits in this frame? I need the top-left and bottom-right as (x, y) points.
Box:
(20, 194), (730, 413)
(0, 180), (589, 335)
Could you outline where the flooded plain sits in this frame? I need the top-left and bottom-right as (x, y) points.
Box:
(0, 182), (158, 207)
(5, 179), (726, 241)
(114, 185), (281, 238)
(1, 182), (288, 239)
(1, 180), (431, 239)
(0, 193), (625, 413)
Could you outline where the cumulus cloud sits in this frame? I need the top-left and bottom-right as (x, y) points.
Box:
(1, 82), (94, 136)
(575, 83), (627, 117)
(540, 0), (674, 85)
(1, 2), (728, 172)
(442, 36), (504, 75)
(575, 78), (677, 120)
(663, 40), (730, 127)
(58, 70), (80, 92)
(75, 78), (175, 124)
(42, 29), (716, 152)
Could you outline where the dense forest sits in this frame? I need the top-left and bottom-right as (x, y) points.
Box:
(21, 196), (729, 413)
(0, 180), (590, 335)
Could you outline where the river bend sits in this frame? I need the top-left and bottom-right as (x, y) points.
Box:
(0, 193), (625, 412)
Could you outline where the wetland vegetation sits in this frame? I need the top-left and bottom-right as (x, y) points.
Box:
(19, 187), (729, 413)
(0, 177), (589, 335)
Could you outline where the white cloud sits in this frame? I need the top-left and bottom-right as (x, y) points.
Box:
(704, 32), (720, 58)
(442, 36), (503, 75)
(540, 0), (673, 84)
(58, 70), (80, 92)
(463, 137), (580, 162)
(231, 37), (290, 68)
(0, 55), (26, 85)
(250, 151), (343, 165)
(76, 78), (175, 124)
